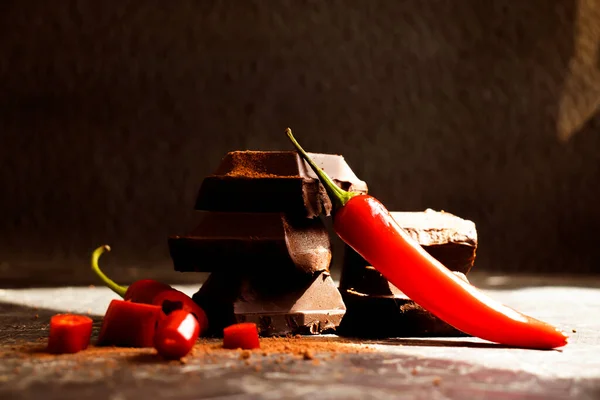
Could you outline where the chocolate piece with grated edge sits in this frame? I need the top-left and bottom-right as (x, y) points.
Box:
(194, 151), (368, 218)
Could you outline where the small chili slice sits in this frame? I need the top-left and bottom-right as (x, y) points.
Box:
(152, 289), (209, 335)
(97, 299), (163, 348)
(154, 310), (200, 359)
(223, 323), (260, 350)
(286, 128), (569, 350)
(47, 314), (93, 354)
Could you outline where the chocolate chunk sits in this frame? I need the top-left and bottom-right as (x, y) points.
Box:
(392, 209), (477, 274)
(194, 151), (367, 217)
(193, 271), (346, 336)
(338, 209), (477, 338)
(339, 290), (466, 338)
(169, 212), (331, 274)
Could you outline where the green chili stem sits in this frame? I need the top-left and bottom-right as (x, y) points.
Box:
(91, 245), (127, 298)
(285, 127), (355, 209)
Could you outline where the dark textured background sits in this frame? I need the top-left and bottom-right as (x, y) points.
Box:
(1, 1), (600, 286)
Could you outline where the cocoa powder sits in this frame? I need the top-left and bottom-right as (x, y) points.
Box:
(1, 336), (375, 363)
(223, 151), (301, 179)
(224, 152), (279, 178)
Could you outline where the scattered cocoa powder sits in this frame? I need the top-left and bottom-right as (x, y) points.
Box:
(0, 336), (375, 369)
(302, 350), (314, 360)
(239, 350), (251, 360)
(223, 152), (283, 178)
(235, 336), (375, 357)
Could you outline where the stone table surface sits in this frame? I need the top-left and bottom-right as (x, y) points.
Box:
(1, 277), (599, 400)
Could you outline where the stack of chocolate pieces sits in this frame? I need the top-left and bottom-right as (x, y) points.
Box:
(168, 151), (368, 336)
(337, 209), (478, 337)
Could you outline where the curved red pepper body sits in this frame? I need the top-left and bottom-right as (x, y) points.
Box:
(124, 279), (173, 304)
(334, 195), (568, 349)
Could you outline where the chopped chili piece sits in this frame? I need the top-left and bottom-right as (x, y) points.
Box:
(97, 299), (164, 348)
(223, 323), (260, 350)
(286, 128), (568, 350)
(152, 289), (208, 335)
(90, 246), (208, 334)
(47, 314), (93, 354)
(154, 310), (200, 359)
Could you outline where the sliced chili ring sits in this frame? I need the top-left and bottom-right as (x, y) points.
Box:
(223, 322), (260, 350)
(152, 289), (208, 335)
(47, 314), (93, 354)
(154, 310), (200, 360)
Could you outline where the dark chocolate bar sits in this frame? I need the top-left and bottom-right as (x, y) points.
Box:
(392, 209), (477, 274)
(195, 151), (368, 217)
(338, 209), (477, 338)
(193, 271), (346, 336)
(169, 212), (332, 274)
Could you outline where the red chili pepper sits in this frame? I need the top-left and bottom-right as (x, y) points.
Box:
(223, 323), (260, 350)
(125, 279), (173, 304)
(154, 310), (200, 359)
(97, 299), (164, 348)
(152, 289), (209, 335)
(91, 245), (171, 301)
(47, 314), (93, 354)
(286, 128), (569, 350)
(91, 245), (208, 334)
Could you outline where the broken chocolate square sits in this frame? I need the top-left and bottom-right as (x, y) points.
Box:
(193, 270), (346, 337)
(194, 151), (368, 217)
